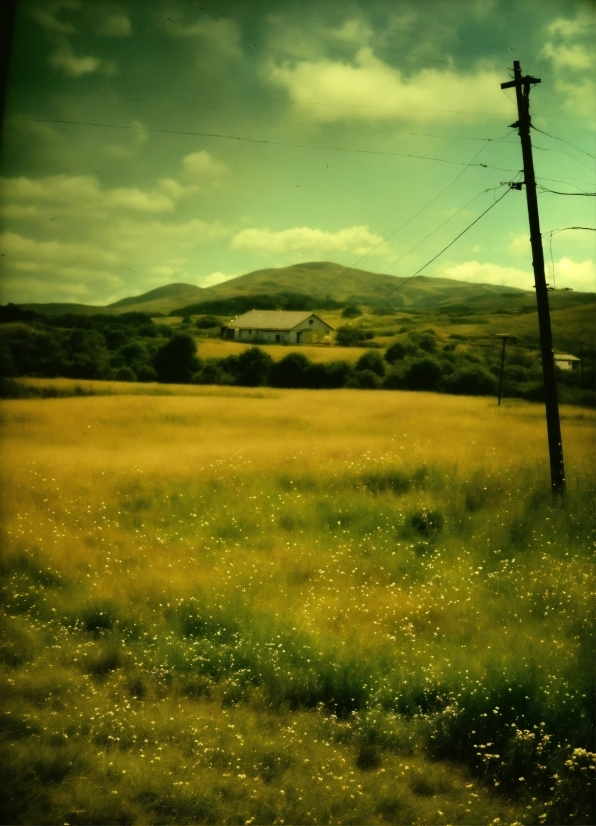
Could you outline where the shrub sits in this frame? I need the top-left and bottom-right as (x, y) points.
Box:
(114, 366), (136, 382)
(270, 353), (310, 388)
(153, 333), (201, 383)
(441, 366), (498, 396)
(341, 305), (362, 318)
(347, 369), (380, 389)
(335, 326), (375, 346)
(195, 315), (221, 329)
(356, 350), (386, 376)
(403, 357), (443, 391)
(385, 340), (410, 363)
(410, 509), (444, 536)
(234, 347), (273, 386)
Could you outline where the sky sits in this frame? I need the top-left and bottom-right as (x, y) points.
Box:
(0, 0), (594, 306)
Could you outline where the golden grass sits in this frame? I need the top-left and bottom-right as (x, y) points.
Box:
(1, 387), (594, 824)
(3, 386), (593, 479)
(195, 338), (368, 362)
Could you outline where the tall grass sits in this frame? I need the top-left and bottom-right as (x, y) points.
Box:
(1, 387), (594, 824)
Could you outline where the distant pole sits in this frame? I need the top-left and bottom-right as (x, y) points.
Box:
(496, 334), (510, 406)
(580, 339), (584, 401)
(501, 61), (565, 494)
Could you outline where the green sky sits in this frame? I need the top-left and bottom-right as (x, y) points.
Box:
(0, 0), (594, 305)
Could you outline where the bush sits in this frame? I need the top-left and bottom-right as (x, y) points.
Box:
(356, 350), (386, 377)
(153, 333), (201, 383)
(403, 357), (443, 391)
(347, 369), (380, 389)
(233, 347), (273, 386)
(441, 367), (498, 396)
(385, 341), (410, 363)
(196, 315), (221, 329)
(270, 353), (311, 388)
(335, 326), (374, 346)
(114, 366), (136, 382)
(341, 305), (362, 318)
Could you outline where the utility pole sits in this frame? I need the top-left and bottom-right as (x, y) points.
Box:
(501, 61), (565, 494)
(496, 334), (512, 406)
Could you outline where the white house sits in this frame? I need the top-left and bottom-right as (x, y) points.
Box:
(221, 310), (335, 344)
(554, 353), (581, 371)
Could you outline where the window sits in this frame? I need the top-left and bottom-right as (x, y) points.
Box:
(275, 334), (281, 342)
(309, 319), (314, 325)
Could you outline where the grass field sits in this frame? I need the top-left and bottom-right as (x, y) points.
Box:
(1, 385), (594, 825)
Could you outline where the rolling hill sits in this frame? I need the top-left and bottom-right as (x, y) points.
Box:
(13, 261), (593, 320)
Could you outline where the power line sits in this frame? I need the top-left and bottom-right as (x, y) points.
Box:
(378, 182), (510, 276)
(531, 124), (596, 161)
(537, 185), (596, 196)
(5, 116), (519, 170)
(536, 174), (596, 192)
(371, 187), (512, 308)
(532, 141), (596, 173)
(30, 89), (519, 144)
(542, 226), (596, 235)
(312, 139), (500, 298)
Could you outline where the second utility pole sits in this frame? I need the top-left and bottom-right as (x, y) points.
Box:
(501, 60), (566, 494)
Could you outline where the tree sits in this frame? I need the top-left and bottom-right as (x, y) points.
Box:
(234, 347), (273, 386)
(356, 350), (385, 376)
(153, 333), (200, 383)
(270, 353), (310, 387)
(403, 357), (443, 391)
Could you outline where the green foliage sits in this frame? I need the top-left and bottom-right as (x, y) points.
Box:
(355, 350), (386, 376)
(341, 304), (362, 318)
(335, 325), (375, 346)
(195, 315), (222, 329)
(171, 292), (343, 317)
(153, 333), (201, 383)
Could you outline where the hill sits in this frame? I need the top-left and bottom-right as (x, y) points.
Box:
(107, 282), (205, 315)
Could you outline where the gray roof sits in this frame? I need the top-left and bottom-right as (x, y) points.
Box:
(554, 353), (581, 361)
(228, 310), (334, 331)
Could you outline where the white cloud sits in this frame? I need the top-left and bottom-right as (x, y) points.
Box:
(443, 259), (595, 292)
(182, 151), (229, 180)
(165, 15), (241, 61)
(0, 175), (174, 214)
(443, 261), (533, 289)
(231, 225), (383, 256)
(49, 42), (100, 76)
(554, 258), (595, 293)
(541, 42), (594, 71)
(267, 49), (507, 122)
(200, 271), (238, 288)
(0, 174), (230, 304)
(98, 12), (131, 37)
(507, 234), (530, 256)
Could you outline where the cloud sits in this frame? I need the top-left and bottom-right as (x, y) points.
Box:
(0, 175), (174, 214)
(98, 12), (131, 37)
(507, 234), (530, 256)
(0, 174), (230, 304)
(553, 258), (595, 293)
(182, 151), (229, 180)
(443, 261), (533, 289)
(165, 15), (241, 61)
(30, 2), (79, 35)
(200, 271), (239, 288)
(231, 225), (383, 256)
(266, 49), (506, 122)
(49, 41), (116, 76)
(540, 42), (594, 71)
(443, 259), (595, 292)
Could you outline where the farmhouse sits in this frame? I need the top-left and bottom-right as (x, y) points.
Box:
(221, 310), (335, 344)
(554, 353), (581, 371)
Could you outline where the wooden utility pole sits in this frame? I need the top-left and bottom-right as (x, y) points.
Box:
(501, 61), (565, 494)
(496, 334), (512, 406)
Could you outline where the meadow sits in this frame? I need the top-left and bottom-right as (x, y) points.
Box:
(0, 385), (594, 825)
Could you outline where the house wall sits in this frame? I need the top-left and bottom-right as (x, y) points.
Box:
(233, 329), (290, 343)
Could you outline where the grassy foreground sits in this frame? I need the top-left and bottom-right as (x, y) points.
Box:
(0, 386), (594, 825)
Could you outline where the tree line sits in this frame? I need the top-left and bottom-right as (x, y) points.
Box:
(0, 305), (591, 404)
